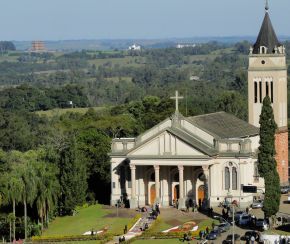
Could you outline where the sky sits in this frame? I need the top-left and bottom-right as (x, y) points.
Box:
(1, 0), (290, 41)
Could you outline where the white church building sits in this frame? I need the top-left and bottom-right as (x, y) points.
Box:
(110, 3), (288, 209)
(110, 99), (263, 209)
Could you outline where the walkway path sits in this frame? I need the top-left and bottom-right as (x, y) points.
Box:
(108, 208), (156, 244)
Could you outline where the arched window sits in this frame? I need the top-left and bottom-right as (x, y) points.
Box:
(254, 82), (258, 103)
(266, 82), (269, 96)
(270, 81), (273, 103)
(261, 46), (266, 54)
(232, 167), (237, 190)
(225, 167), (230, 190)
(254, 162), (259, 182)
(223, 163), (239, 190)
(259, 81), (262, 103)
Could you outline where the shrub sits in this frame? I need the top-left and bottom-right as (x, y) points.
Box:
(31, 233), (115, 243)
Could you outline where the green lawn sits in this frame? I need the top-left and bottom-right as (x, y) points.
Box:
(57, 241), (101, 244)
(42, 205), (132, 236)
(133, 239), (183, 244)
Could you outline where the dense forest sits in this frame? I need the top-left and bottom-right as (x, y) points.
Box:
(0, 40), (289, 239)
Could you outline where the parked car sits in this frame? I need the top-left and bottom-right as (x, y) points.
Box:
(234, 211), (246, 223)
(239, 215), (251, 226)
(243, 231), (260, 242)
(255, 218), (269, 231)
(251, 200), (263, 208)
(206, 229), (221, 240)
(280, 186), (289, 194)
(222, 234), (241, 244)
(217, 222), (231, 232)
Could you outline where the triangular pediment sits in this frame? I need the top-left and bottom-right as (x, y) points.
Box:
(127, 129), (216, 157)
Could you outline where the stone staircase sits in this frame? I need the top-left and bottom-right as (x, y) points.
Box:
(109, 209), (156, 243)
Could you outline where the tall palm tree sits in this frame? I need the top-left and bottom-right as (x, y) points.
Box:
(35, 162), (59, 230)
(2, 171), (23, 241)
(19, 162), (37, 241)
(7, 213), (15, 243)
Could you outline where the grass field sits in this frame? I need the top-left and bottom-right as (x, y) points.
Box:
(42, 204), (133, 236)
(56, 241), (101, 244)
(133, 239), (184, 244)
(89, 56), (145, 68)
(36, 106), (107, 117)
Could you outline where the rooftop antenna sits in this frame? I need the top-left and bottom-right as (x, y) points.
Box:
(265, 0), (269, 12)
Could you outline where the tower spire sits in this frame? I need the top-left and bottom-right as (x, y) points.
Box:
(265, 0), (269, 12)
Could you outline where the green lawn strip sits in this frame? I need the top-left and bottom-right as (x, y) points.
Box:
(56, 241), (101, 244)
(133, 239), (182, 244)
(264, 229), (290, 236)
(42, 204), (131, 236)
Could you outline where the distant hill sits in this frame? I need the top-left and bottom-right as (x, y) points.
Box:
(13, 36), (290, 52)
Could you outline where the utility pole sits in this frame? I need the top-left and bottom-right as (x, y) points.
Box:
(116, 201), (119, 217)
(232, 204), (235, 244)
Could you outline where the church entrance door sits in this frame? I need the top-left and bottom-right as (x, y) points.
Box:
(150, 184), (156, 204)
(198, 185), (205, 207)
(174, 185), (180, 201)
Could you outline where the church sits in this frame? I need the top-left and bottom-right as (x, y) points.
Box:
(110, 4), (288, 209)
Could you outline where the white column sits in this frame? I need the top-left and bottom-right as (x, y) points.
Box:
(162, 167), (169, 206)
(130, 164), (136, 198)
(178, 165), (184, 198)
(154, 165), (160, 202)
(110, 161), (121, 206)
(129, 164), (137, 209)
(178, 165), (186, 209)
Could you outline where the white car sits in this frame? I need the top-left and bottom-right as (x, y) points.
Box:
(251, 200), (263, 208)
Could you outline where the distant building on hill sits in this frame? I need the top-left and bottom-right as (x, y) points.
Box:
(176, 43), (196, 49)
(30, 41), (46, 52)
(128, 44), (141, 51)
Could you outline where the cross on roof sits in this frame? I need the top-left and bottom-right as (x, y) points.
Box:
(170, 90), (183, 112)
(265, 0), (269, 12)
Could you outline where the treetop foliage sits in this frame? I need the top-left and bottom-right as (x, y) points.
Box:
(258, 96), (280, 218)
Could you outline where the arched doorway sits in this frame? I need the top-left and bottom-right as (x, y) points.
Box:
(198, 185), (205, 207)
(150, 184), (156, 204)
(174, 185), (180, 201)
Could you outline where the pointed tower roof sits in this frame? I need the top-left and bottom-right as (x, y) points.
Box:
(253, 9), (281, 54)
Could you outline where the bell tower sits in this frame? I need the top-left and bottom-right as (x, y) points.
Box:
(248, 2), (288, 185)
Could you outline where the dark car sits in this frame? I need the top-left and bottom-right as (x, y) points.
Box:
(206, 229), (221, 240)
(234, 211), (246, 223)
(243, 231), (260, 242)
(255, 218), (269, 231)
(217, 222), (231, 232)
(222, 234), (241, 243)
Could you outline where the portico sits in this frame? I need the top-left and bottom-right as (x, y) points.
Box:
(112, 160), (211, 209)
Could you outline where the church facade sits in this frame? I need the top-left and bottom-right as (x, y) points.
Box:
(110, 111), (263, 209)
(110, 4), (288, 209)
